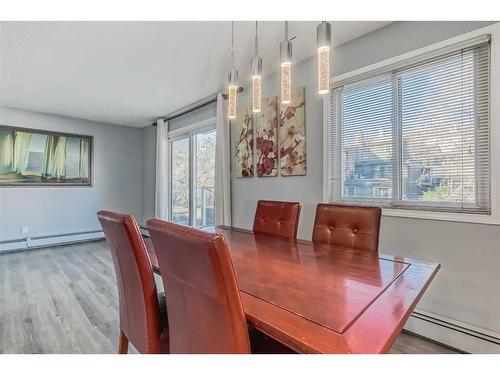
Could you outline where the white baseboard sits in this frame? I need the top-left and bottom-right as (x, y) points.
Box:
(405, 309), (500, 353)
(0, 230), (105, 253)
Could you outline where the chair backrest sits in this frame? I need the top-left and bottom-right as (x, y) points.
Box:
(147, 219), (250, 354)
(97, 210), (163, 353)
(312, 204), (382, 253)
(252, 200), (301, 239)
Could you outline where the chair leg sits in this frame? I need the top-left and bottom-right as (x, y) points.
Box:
(118, 330), (129, 354)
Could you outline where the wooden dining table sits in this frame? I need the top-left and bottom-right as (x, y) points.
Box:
(144, 225), (440, 354)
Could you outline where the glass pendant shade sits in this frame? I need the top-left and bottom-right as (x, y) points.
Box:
(227, 69), (238, 119)
(280, 39), (292, 104)
(251, 56), (262, 113)
(317, 21), (332, 95)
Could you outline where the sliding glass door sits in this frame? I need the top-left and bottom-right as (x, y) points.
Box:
(170, 137), (190, 225)
(194, 130), (216, 227)
(169, 127), (216, 228)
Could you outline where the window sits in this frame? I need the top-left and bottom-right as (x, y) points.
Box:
(328, 37), (490, 214)
(169, 126), (216, 228)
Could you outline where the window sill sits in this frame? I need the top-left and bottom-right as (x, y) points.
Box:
(381, 208), (500, 226)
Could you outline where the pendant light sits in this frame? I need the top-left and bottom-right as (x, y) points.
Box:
(227, 21), (238, 119)
(316, 21), (332, 95)
(280, 21), (292, 105)
(251, 21), (262, 113)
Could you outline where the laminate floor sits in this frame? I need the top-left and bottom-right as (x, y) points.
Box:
(0, 240), (460, 354)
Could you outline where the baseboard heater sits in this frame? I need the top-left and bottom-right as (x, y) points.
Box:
(0, 229), (105, 253)
(405, 309), (500, 353)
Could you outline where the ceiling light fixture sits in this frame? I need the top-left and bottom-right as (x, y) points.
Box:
(280, 21), (292, 105)
(227, 21), (238, 119)
(251, 21), (262, 113)
(317, 21), (332, 95)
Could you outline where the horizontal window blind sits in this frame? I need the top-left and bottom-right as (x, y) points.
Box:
(329, 37), (491, 214)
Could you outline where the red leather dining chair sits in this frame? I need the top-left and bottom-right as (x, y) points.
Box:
(312, 204), (382, 253)
(147, 219), (295, 354)
(97, 211), (169, 354)
(253, 200), (301, 239)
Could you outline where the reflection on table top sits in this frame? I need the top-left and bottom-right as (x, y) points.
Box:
(144, 225), (440, 353)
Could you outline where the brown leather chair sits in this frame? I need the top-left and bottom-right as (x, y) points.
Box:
(312, 204), (382, 253)
(147, 219), (295, 354)
(252, 200), (301, 239)
(97, 211), (169, 354)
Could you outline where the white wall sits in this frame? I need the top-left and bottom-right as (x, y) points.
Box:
(0, 107), (142, 242)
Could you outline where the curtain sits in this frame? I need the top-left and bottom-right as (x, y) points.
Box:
(12, 131), (32, 174)
(42, 136), (67, 179)
(52, 136), (67, 178)
(155, 119), (169, 220)
(79, 138), (90, 180)
(42, 135), (56, 177)
(214, 93), (232, 226)
(0, 131), (14, 174)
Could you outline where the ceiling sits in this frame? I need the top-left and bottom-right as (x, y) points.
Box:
(0, 21), (391, 127)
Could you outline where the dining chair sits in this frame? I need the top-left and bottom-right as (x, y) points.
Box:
(312, 204), (382, 253)
(97, 211), (169, 354)
(252, 200), (301, 240)
(147, 219), (295, 354)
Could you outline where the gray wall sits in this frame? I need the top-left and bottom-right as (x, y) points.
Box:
(0, 107), (142, 240)
(333, 21), (496, 76)
(232, 56), (323, 240)
(231, 21), (500, 335)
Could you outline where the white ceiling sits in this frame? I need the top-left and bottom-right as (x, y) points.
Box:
(0, 21), (391, 127)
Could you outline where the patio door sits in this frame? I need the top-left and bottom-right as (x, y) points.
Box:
(169, 126), (216, 228)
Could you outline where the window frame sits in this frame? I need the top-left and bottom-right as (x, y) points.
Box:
(167, 117), (216, 227)
(323, 25), (500, 225)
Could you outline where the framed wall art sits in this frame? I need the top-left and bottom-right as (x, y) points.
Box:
(279, 86), (306, 176)
(233, 104), (254, 178)
(255, 96), (278, 177)
(0, 125), (92, 187)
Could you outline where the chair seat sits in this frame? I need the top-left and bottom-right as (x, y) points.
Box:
(249, 327), (296, 354)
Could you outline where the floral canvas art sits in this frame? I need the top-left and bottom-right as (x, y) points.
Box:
(255, 96), (278, 177)
(279, 87), (306, 176)
(234, 104), (254, 178)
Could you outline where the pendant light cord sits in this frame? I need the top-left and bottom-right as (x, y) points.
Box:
(255, 21), (258, 55)
(285, 20), (288, 41)
(231, 21), (235, 69)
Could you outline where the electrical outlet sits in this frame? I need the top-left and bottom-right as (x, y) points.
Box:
(21, 226), (28, 236)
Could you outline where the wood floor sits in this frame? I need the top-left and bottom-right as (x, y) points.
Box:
(0, 240), (460, 354)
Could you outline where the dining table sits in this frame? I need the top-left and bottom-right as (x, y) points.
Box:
(143, 225), (440, 354)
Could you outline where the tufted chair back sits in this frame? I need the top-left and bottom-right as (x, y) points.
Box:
(252, 200), (301, 240)
(312, 204), (382, 253)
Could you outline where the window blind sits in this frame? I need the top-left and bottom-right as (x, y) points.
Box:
(329, 37), (491, 214)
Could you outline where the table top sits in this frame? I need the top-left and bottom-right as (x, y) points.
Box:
(144, 226), (440, 354)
